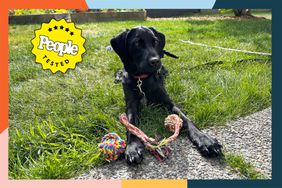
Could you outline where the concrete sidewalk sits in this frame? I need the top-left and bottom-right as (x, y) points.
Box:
(76, 108), (272, 179)
(188, 108), (271, 179)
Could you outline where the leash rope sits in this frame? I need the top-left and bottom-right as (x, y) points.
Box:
(163, 50), (179, 59)
(180, 40), (272, 56)
(119, 113), (183, 161)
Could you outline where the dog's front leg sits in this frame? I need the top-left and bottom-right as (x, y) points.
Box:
(167, 104), (222, 157)
(124, 98), (145, 165)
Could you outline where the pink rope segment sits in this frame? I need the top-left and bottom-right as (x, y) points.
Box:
(119, 113), (183, 161)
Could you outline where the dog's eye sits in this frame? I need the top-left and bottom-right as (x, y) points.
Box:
(152, 38), (159, 47)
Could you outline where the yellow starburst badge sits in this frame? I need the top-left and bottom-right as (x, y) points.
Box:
(31, 19), (85, 73)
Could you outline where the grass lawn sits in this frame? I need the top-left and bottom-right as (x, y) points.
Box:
(8, 17), (271, 179)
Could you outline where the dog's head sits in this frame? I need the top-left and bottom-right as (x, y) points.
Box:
(110, 26), (165, 75)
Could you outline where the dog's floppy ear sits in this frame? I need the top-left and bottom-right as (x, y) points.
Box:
(149, 27), (179, 59)
(110, 29), (129, 62)
(149, 27), (165, 50)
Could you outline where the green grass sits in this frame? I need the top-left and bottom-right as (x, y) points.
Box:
(224, 152), (267, 179)
(9, 18), (271, 179)
(180, 10), (271, 20)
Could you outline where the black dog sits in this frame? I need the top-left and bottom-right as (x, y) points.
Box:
(110, 26), (222, 165)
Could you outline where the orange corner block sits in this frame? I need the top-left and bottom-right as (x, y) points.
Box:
(8, 0), (88, 9)
(122, 180), (187, 188)
(0, 0), (8, 134)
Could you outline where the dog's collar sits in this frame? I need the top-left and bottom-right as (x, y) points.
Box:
(132, 74), (149, 80)
(131, 67), (162, 80)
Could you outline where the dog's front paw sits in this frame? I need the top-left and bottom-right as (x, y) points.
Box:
(191, 132), (222, 157)
(125, 141), (144, 165)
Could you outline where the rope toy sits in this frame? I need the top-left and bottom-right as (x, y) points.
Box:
(98, 132), (126, 161)
(119, 113), (183, 161)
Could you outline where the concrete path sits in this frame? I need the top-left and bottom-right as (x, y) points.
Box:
(189, 108), (271, 179)
(76, 108), (271, 180)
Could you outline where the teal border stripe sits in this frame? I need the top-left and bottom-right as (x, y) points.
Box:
(85, 0), (216, 9)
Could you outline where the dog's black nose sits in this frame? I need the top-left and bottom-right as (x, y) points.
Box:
(149, 57), (160, 67)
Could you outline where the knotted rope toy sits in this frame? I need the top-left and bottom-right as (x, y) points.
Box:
(98, 132), (126, 161)
(119, 113), (183, 161)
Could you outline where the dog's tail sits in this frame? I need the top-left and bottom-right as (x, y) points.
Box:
(163, 50), (179, 59)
